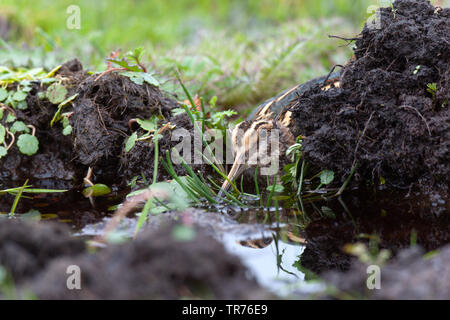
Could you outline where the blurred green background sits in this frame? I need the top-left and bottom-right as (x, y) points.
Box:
(0, 0), (446, 109)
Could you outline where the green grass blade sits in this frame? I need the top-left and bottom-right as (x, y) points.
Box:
(9, 179), (28, 216)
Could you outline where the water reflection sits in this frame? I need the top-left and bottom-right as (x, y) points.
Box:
(222, 233), (325, 296)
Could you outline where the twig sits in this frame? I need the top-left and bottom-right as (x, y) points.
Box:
(94, 67), (127, 82)
(328, 35), (361, 46)
(328, 35), (360, 41)
(400, 105), (432, 136)
(5, 129), (15, 150)
(323, 64), (344, 84)
(94, 189), (154, 244)
(353, 111), (376, 166)
(83, 167), (95, 207)
(26, 124), (36, 137)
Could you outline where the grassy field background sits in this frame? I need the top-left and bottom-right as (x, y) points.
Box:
(0, 0), (446, 110)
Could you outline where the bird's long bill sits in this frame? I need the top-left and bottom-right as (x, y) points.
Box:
(219, 154), (246, 197)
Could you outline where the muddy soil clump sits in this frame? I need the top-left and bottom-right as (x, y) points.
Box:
(0, 60), (84, 190)
(290, 0), (449, 200)
(0, 58), (202, 195)
(0, 219), (86, 280)
(0, 219), (265, 299)
(120, 111), (211, 184)
(72, 71), (178, 183)
(323, 244), (450, 299)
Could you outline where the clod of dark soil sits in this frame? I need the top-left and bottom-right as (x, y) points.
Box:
(290, 0), (449, 199)
(0, 219), (86, 280)
(72, 71), (178, 183)
(30, 222), (265, 299)
(323, 244), (450, 299)
(1, 60), (83, 190)
(0, 219), (266, 299)
(119, 111), (211, 184)
(0, 58), (203, 192)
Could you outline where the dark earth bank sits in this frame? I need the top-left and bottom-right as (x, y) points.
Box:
(0, 59), (202, 192)
(289, 0), (449, 206)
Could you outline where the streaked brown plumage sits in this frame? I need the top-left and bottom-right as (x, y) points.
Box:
(219, 118), (295, 194)
(220, 72), (340, 195)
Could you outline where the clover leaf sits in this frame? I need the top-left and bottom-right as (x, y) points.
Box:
(0, 88), (7, 101)
(17, 134), (39, 156)
(9, 121), (30, 134)
(12, 90), (27, 102)
(46, 83), (68, 104)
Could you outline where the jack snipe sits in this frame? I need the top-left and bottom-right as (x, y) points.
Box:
(220, 119), (295, 194)
(220, 72), (340, 194)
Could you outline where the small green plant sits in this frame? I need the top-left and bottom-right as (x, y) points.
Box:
(0, 107), (39, 158)
(46, 83), (67, 104)
(16, 133), (39, 156)
(413, 65), (420, 75)
(426, 82), (446, 109)
(82, 184), (111, 198)
(124, 115), (161, 152)
(105, 47), (160, 86)
(0, 64), (70, 157)
(49, 93), (78, 127)
(426, 82), (437, 104)
(426, 82), (437, 96)
(344, 237), (391, 266)
(282, 136), (303, 193)
(316, 170), (335, 190)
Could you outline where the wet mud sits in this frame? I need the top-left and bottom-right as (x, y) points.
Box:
(0, 219), (267, 299)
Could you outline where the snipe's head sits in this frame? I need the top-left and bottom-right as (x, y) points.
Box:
(220, 119), (295, 195)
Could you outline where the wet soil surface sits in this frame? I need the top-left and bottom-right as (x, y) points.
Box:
(0, 218), (269, 299)
(290, 0), (449, 203)
(1, 192), (448, 299)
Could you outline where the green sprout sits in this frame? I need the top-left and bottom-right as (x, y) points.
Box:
(124, 115), (162, 152)
(426, 82), (437, 96)
(105, 47), (160, 86)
